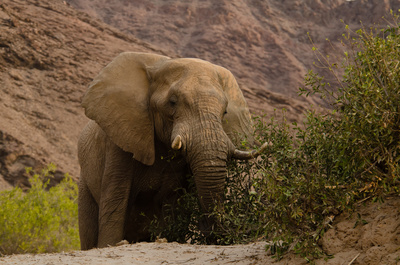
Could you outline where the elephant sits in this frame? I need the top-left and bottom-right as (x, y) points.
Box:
(77, 52), (267, 250)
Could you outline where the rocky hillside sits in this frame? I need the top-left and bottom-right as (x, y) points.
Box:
(67, 0), (399, 106)
(0, 0), (167, 187)
(0, 0), (311, 188)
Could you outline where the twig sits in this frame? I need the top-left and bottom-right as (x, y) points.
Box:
(176, 257), (197, 264)
(348, 253), (360, 265)
(355, 196), (371, 205)
(325, 185), (345, 189)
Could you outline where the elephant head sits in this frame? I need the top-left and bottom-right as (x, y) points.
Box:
(81, 52), (265, 236)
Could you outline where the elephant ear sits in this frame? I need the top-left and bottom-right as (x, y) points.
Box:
(82, 52), (169, 166)
(216, 66), (254, 148)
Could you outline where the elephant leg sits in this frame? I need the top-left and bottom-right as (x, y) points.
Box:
(78, 179), (99, 250)
(97, 142), (134, 248)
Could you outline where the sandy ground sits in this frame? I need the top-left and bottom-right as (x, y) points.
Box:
(0, 240), (376, 265)
(0, 241), (274, 265)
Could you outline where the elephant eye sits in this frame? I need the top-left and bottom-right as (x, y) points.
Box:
(168, 95), (178, 112)
(169, 95), (177, 107)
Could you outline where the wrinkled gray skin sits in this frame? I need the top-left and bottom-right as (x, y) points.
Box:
(78, 52), (255, 250)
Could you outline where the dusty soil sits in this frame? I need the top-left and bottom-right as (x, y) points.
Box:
(0, 242), (272, 265)
(319, 195), (400, 265)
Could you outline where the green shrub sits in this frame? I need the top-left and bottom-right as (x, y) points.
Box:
(299, 17), (400, 199)
(222, 15), (400, 260)
(149, 13), (400, 262)
(0, 164), (79, 255)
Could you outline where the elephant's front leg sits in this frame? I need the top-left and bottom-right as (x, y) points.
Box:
(98, 141), (134, 248)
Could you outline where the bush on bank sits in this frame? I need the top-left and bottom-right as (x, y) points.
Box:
(0, 164), (79, 255)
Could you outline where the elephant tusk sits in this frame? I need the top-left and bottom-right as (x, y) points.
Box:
(232, 142), (269, 160)
(171, 135), (182, 150)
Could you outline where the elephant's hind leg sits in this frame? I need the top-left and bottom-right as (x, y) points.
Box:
(78, 180), (99, 250)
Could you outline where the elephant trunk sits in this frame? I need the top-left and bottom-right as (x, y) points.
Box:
(191, 156), (227, 213)
(181, 118), (229, 238)
(188, 137), (228, 238)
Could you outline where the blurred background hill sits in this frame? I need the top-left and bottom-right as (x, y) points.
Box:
(0, 0), (398, 188)
(68, 0), (399, 109)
